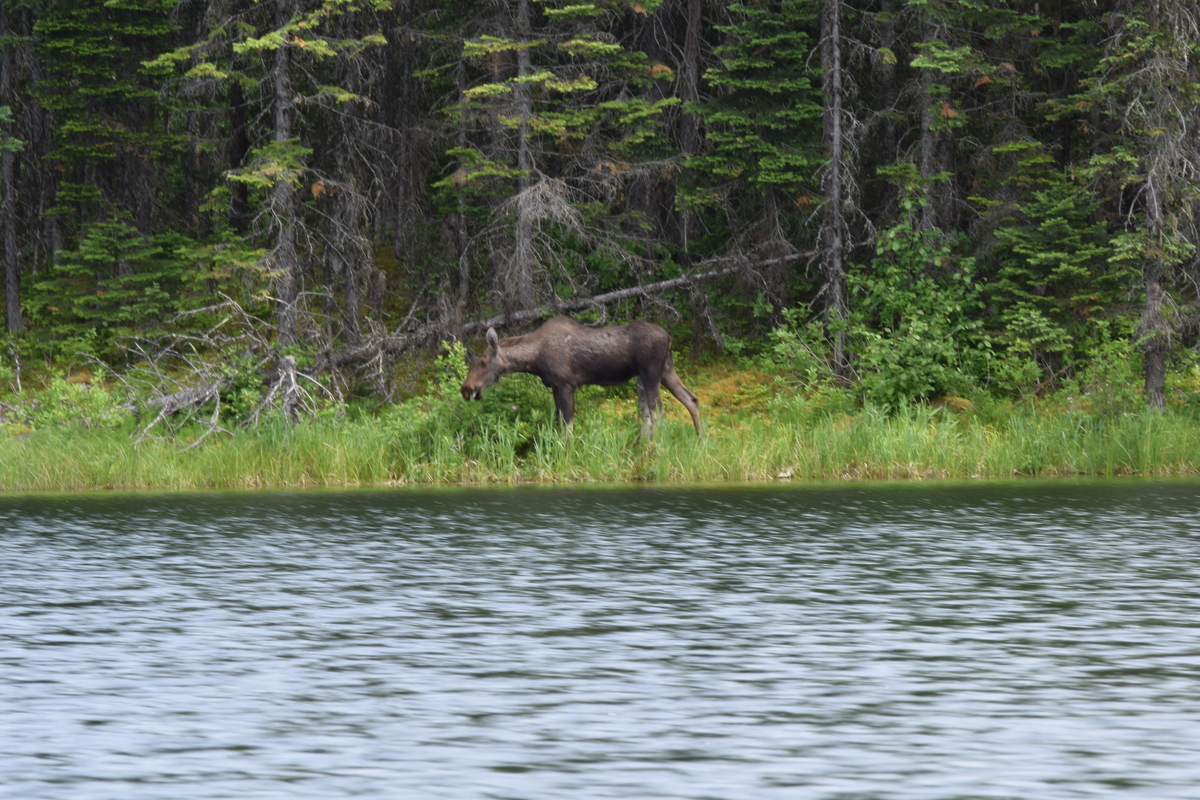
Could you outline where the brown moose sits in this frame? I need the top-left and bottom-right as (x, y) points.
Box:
(461, 316), (702, 437)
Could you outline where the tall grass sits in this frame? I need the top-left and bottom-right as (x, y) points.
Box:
(3, 393), (1200, 493)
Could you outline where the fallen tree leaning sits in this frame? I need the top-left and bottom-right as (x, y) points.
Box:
(325, 252), (807, 369)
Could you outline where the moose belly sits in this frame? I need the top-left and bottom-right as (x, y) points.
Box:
(579, 364), (639, 386)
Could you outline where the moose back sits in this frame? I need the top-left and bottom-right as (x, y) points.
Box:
(461, 316), (702, 437)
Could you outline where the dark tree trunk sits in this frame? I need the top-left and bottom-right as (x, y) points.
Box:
(393, 12), (415, 265)
(874, 0), (900, 221)
(1142, 171), (1169, 408)
(679, 0), (702, 158)
(821, 0), (850, 380)
(229, 76), (250, 234)
(2, 146), (19, 334)
(273, 0), (299, 345)
(677, 0), (702, 261)
(455, 53), (470, 303)
(918, 70), (940, 232)
(510, 0), (536, 309)
(623, 3), (676, 242)
(344, 247), (363, 347)
(1, 4), (22, 333)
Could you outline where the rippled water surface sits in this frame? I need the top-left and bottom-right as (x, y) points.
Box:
(4, 481), (1200, 799)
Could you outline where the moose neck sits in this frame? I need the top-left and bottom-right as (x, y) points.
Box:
(497, 335), (543, 377)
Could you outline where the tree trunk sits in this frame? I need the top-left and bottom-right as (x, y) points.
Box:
(344, 249), (363, 346)
(916, 5), (948, 233)
(821, 0), (850, 380)
(876, 0), (899, 216)
(2, 145), (19, 334)
(1142, 171), (1169, 408)
(678, 0), (702, 261)
(393, 19), (414, 265)
(455, 43), (470, 303)
(624, 4), (676, 241)
(229, 74), (250, 233)
(273, 0), (299, 346)
(511, 0), (536, 309)
(1, 4), (21, 333)
(918, 70), (940, 232)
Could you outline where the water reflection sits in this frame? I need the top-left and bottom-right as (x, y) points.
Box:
(3, 481), (1200, 798)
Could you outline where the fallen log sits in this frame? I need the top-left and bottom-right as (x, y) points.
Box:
(143, 380), (227, 415)
(460, 264), (741, 334)
(325, 252), (805, 368)
(134, 379), (231, 444)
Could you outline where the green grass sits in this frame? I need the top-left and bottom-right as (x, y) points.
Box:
(3, 391), (1200, 493)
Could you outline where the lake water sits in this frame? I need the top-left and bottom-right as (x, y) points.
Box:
(3, 481), (1200, 799)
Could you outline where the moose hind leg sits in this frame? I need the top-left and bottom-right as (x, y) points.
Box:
(662, 361), (702, 435)
(552, 385), (576, 433)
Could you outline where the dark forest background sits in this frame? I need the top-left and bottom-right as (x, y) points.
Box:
(3, 0), (1200, 409)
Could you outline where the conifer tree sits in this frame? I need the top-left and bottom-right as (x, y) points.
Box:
(1084, 1), (1200, 407)
(442, 0), (678, 311)
(33, 0), (177, 239)
(148, 0), (392, 345)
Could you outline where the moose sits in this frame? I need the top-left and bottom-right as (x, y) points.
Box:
(461, 316), (702, 438)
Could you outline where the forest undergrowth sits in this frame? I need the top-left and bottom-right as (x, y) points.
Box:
(4, 351), (1200, 494)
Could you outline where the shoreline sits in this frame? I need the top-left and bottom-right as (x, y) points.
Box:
(3, 472), (1199, 499)
(4, 402), (1199, 494)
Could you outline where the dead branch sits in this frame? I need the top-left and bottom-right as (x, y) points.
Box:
(134, 381), (232, 445)
(324, 252), (809, 368)
(246, 355), (321, 426)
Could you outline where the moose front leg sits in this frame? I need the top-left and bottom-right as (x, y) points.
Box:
(636, 378), (662, 440)
(552, 385), (576, 432)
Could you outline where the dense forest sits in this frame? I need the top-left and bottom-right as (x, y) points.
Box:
(2, 0), (1200, 413)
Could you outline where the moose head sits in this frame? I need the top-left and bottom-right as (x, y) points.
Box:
(461, 327), (503, 401)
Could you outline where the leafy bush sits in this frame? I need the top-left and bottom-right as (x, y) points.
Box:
(1053, 324), (1143, 417)
(849, 213), (985, 408)
(10, 374), (127, 432)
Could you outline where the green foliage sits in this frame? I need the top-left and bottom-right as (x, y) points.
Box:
(685, 1), (821, 195)
(766, 379), (857, 428)
(0, 105), (24, 153)
(7, 374), (127, 432)
(9, 375), (1200, 491)
(987, 177), (1124, 389)
(24, 220), (194, 355)
(228, 140), (314, 192)
(5, 0), (1200, 422)
(381, 341), (561, 475)
(910, 41), (991, 76)
(33, 0), (177, 223)
(849, 209), (985, 408)
(758, 307), (836, 385)
(444, 0), (676, 212)
(1053, 324), (1142, 416)
(993, 179), (1117, 312)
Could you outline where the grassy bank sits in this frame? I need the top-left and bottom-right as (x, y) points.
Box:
(3, 369), (1200, 492)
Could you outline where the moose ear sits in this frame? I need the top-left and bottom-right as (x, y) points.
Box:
(486, 327), (498, 349)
